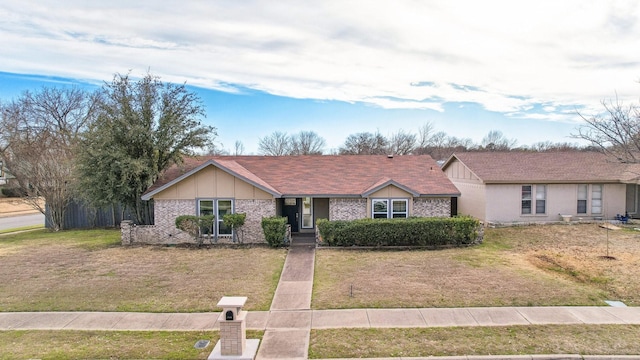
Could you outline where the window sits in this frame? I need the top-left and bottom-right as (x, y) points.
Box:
(591, 184), (602, 214)
(521, 185), (532, 214)
(577, 184), (587, 214)
(217, 200), (233, 235)
(522, 185), (546, 215)
(372, 199), (408, 218)
(198, 199), (234, 237)
(372, 199), (388, 219)
(392, 199), (408, 218)
(302, 197), (313, 228)
(536, 185), (546, 214)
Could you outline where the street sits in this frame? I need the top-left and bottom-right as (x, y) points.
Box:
(0, 213), (45, 231)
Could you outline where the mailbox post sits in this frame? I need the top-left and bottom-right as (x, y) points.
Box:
(209, 296), (259, 360)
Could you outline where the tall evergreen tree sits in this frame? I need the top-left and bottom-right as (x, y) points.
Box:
(77, 72), (215, 223)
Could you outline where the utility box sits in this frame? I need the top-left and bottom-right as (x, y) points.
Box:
(209, 296), (259, 360)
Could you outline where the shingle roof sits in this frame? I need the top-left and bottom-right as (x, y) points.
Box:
(445, 151), (635, 183)
(143, 155), (460, 199)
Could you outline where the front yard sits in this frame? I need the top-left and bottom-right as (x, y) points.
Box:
(314, 223), (640, 308)
(0, 230), (286, 312)
(1, 223), (639, 358)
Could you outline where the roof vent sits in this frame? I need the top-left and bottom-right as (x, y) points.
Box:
(387, 154), (394, 158)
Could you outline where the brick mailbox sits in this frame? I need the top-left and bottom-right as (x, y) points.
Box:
(218, 296), (247, 355)
(209, 296), (259, 360)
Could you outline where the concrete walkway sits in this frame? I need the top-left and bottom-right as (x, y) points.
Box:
(1, 306), (640, 331)
(2, 235), (640, 358)
(257, 236), (316, 360)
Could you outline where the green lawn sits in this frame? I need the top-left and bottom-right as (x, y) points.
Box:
(0, 330), (264, 360)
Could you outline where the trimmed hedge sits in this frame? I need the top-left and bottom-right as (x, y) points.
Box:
(261, 216), (288, 248)
(316, 216), (481, 247)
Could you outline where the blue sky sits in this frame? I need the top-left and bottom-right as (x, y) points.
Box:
(1, 1), (640, 154)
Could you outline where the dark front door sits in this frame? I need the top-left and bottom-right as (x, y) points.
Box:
(283, 198), (300, 232)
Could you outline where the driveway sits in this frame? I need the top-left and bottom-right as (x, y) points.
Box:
(0, 213), (45, 231)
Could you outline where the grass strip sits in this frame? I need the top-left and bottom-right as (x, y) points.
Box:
(0, 330), (263, 359)
(0, 224), (44, 235)
(309, 325), (640, 358)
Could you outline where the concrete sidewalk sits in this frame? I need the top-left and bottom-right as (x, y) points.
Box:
(1, 306), (639, 331)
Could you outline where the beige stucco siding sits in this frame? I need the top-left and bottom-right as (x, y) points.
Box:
(484, 183), (627, 223)
(154, 165), (273, 200)
(444, 159), (481, 182)
(451, 181), (486, 220)
(369, 185), (413, 198)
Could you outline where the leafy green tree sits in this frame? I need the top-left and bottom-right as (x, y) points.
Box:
(77, 72), (215, 223)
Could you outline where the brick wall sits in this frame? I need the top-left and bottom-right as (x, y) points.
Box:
(413, 197), (451, 217)
(235, 199), (276, 243)
(219, 317), (246, 355)
(329, 198), (367, 220)
(122, 198), (275, 245)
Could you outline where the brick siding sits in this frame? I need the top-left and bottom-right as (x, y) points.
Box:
(122, 198), (275, 245)
(329, 198), (367, 220)
(413, 197), (451, 217)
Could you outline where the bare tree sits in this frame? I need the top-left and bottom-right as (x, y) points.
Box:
(289, 131), (325, 155)
(573, 97), (640, 162)
(258, 131), (290, 156)
(525, 141), (584, 152)
(233, 140), (245, 156)
(339, 132), (388, 155)
(387, 129), (417, 155)
(0, 87), (100, 230)
(418, 122), (436, 148)
(480, 130), (517, 151)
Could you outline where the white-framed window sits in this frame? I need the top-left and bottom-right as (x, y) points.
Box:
(536, 185), (546, 214)
(392, 199), (408, 218)
(521, 185), (532, 214)
(577, 184), (588, 214)
(591, 184), (603, 214)
(301, 197), (313, 228)
(522, 185), (546, 215)
(372, 199), (388, 219)
(198, 199), (234, 236)
(372, 199), (409, 219)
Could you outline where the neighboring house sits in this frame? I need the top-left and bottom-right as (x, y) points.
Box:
(442, 151), (640, 224)
(125, 155), (460, 244)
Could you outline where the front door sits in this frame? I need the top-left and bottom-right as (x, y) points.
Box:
(283, 198), (300, 232)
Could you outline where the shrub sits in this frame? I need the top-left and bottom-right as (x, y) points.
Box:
(1, 187), (25, 198)
(175, 215), (215, 246)
(261, 216), (288, 248)
(223, 213), (246, 243)
(317, 216), (481, 247)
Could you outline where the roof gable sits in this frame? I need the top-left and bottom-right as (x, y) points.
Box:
(444, 151), (630, 183)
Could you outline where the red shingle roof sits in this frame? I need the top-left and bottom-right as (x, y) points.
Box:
(446, 151), (635, 183)
(144, 155), (460, 199)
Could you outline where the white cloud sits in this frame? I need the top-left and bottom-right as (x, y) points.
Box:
(1, 0), (640, 122)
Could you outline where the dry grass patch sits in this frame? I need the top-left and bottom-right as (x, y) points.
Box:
(0, 229), (286, 312)
(0, 197), (42, 217)
(313, 223), (640, 309)
(309, 325), (640, 358)
(0, 330), (263, 359)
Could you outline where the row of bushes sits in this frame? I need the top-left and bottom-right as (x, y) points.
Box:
(316, 216), (482, 247)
